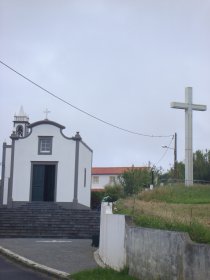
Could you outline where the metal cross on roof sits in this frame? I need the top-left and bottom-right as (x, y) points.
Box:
(44, 108), (51, 120)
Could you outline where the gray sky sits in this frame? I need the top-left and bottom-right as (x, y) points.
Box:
(0, 0), (209, 173)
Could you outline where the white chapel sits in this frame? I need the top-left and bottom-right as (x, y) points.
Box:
(0, 107), (92, 208)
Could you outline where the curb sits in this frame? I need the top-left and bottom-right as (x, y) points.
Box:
(93, 249), (106, 268)
(0, 246), (69, 279)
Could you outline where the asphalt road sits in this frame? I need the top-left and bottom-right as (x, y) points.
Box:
(0, 254), (53, 280)
(0, 238), (97, 274)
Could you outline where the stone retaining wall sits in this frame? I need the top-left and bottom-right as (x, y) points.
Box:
(99, 202), (210, 280)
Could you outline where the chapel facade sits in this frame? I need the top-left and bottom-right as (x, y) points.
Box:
(0, 107), (92, 208)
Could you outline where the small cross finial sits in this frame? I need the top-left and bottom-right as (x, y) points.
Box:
(44, 108), (51, 120)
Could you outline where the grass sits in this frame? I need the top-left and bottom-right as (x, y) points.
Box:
(115, 184), (210, 244)
(134, 214), (210, 244)
(138, 184), (210, 204)
(70, 267), (138, 280)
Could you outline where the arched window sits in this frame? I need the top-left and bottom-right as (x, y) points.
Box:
(16, 125), (23, 137)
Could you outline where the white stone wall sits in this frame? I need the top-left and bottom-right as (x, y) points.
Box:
(99, 202), (127, 271)
(3, 147), (11, 205)
(12, 124), (76, 202)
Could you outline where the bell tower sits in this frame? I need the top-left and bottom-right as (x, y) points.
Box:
(13, 106), (30, 137)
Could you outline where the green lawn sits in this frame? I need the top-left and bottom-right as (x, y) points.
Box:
(70, 268), (138, 280)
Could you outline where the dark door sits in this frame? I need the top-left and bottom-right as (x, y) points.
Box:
(32, 164), (56, 201)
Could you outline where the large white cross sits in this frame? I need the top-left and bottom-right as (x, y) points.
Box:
(171, 87), (207, 186)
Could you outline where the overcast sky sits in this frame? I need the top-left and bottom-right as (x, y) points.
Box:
(0, 0), (209, 173)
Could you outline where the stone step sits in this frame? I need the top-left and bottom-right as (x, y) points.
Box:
(0, 203), (100, 238)
(0, 211), (99, 215)
(0, 233), (94, 236)
(0, 232), (95, 238)
(0, 227), (98, 231)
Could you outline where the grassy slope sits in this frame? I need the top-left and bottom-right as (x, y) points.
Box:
(115, 185), (210, 244)
(139, 184), (210, 204)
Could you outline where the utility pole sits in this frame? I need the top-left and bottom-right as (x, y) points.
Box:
(174, 132), (177, 180)
(162, 132), (177, 181)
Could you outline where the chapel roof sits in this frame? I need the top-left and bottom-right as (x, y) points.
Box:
(28, 120), (65, 129)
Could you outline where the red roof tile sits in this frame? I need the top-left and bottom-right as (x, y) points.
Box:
(92, 167), (144, 175)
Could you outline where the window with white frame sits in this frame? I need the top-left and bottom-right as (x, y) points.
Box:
(109, 176), (116, 184)
(38, 136), (53, 154)
(93, 176), (99, 184)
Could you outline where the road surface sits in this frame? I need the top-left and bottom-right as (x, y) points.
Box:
(0, 253), (54, 280)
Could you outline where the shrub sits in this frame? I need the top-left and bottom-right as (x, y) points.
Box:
(104, 184), (124, 202)
(91, 190), (105, 210)
(119, 167), (151, 196)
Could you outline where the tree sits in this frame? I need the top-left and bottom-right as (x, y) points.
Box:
(176, 161), (185, 180)
(163, 161), (185, 182)
(104, 184), (124, 202)
(193, 150), (210, 182)
(162, 149), (210, 183)
(119, 167), (151, 196)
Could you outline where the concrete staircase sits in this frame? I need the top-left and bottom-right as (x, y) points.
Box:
(0, 202), (100, 238)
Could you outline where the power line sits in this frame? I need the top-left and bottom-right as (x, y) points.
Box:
(0, 59), (173, 138)
(155, 135), (174, 166)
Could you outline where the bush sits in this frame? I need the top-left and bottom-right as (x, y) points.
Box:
(119, 167), (151, 196)
(91, 190), (105, 210)
(104, 184), (124, 202)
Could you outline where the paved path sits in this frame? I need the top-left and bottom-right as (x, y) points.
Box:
(0, 253), (53, 280)
(0, 238), (98, 274)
